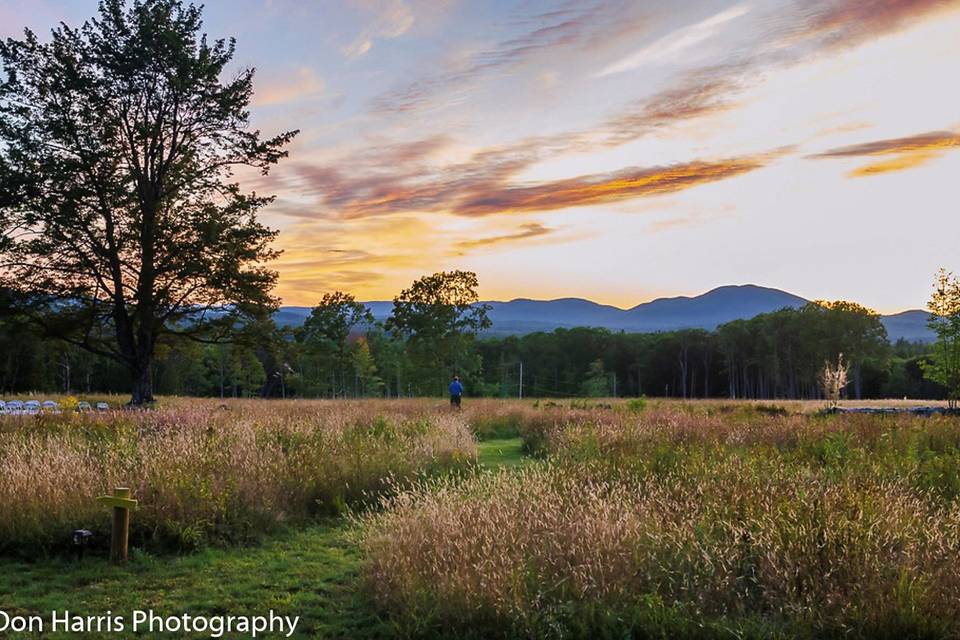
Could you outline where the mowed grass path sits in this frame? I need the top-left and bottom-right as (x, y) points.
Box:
(0, 439), (533, 639)
(0, 523), (390, 639)
(477, 437), (529, 470)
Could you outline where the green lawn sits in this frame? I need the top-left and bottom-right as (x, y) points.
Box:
(476, 437), (529, 470)
(0, 441), (535, 639)
(0, 522), (389, 639)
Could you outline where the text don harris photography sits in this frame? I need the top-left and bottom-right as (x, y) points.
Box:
(0, 609), (301, 637)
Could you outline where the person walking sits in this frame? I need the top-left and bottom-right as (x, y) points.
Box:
(449, 376), (464, 409)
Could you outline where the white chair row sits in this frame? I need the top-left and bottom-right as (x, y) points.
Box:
(0, 400), (111, 415)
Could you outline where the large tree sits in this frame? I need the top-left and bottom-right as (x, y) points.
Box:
(808, 301), (889, 399)
(923, 269), (960, 408)
(298, 292), (374, 397)
(386, 271), (491, 395)
(0, 0), (296, 404)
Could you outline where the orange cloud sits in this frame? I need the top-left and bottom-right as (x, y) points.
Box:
(800, 0), (960, 50)
(810, 130), (960, 176)
(454, 156), (769, 216)
(811, 131), (960, 157)
(848, 151), (940, 176)
(278, 139), (771, 222)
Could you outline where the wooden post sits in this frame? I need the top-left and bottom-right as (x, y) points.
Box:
(96, 487), (138, 565)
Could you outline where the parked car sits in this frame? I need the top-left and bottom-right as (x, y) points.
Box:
(41, 400), (61, 414)
(77, 401), (93, 412)
(6, 400), (24, 415)
(24, 400), (41, 415)
(95, 401), (110, 411)
(0, 400), (7, 415)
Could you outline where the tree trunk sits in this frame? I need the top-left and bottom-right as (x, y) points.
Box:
(678, 349), (689, 399)
(702, 354), (711, 398)
(130, 363), (155, 406)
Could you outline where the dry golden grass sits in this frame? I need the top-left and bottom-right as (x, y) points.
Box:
(358, 404), (960, 638)
(0, 398), (476, 553)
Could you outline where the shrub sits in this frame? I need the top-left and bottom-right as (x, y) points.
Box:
(623, 396), (647, 414)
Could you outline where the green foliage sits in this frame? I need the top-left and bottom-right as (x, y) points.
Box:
(296, 292), (375, 397)
(386, 271), (491, 341)
(922, 269), (960, 408)
(580, 358), (610, 397)
(351, 337), (384, 396)
(200, 343), (266, 398)
(718, 301), (889, 400)
(0, 287), (937, 402)
(470, 412), (525, 440)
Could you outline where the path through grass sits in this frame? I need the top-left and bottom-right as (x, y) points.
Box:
(476, 437), (529, 470)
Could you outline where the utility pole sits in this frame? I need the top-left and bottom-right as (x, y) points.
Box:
(519, 361), (523, 399)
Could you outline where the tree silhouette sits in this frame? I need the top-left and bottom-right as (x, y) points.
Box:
(0, 0), (297, 404)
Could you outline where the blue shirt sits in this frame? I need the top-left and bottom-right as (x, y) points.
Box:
(449, 380), (464, 396)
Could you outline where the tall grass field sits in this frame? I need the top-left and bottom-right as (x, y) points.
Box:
(3, 398), (960, 638)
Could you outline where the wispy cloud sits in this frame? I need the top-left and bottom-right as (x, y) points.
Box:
(846, 152), (942, 176)
(810, 131), (960, 158)
(372, 2), (646, 112)
(809, 130), (960, 176)
(597, 0), (960, 146)
(343, 0), (414, 58)
(280, 135), (548, 219)
(599, 70), (744, 145)
(598, 3), (751, 77)
(455, 223), (554, 250)
(254, 67), (326, 106)
(268, 0), (958, 224)
(646, 204), (737, 234)
(796, 0), (959, 51)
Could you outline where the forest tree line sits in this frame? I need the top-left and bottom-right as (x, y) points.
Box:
(0, 273), (945, 401)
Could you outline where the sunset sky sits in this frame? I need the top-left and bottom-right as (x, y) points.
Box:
(3, 0), (959, 312)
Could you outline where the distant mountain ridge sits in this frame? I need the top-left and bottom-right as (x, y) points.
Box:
(274, 285), (934, 342)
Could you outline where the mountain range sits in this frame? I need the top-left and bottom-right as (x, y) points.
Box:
(273, 285), (934, 342)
